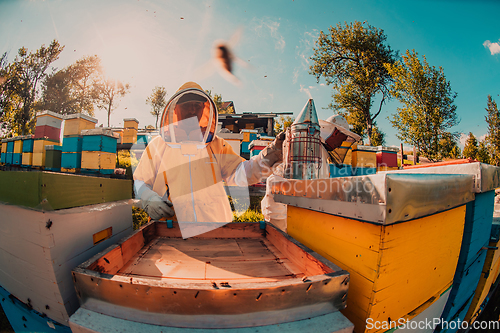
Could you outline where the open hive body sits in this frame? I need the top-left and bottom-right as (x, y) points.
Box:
(70, 221), (352, 331)
(273, 162), (500, 333)
(0, 171), (133, 331)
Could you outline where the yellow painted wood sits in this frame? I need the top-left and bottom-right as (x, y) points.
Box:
(352, 146), (377, 168)
(33, 139), (60, 154)
(1, 142), (7, 153)
(22, 152), (33, 166)
(369, 207), (465, 326)
(287, 205), (466, 333)
(32, 152), (45, 167)
(243, 132), (250, 142)
(122, 128), (137, 143)
(13, 139), (23, 153)
(81, 151), (116, 170)
(124, 119), (139, 129)
(63, 118), (96, 136)
(464, 237), (500, 322)
(113, 129), (123, 144)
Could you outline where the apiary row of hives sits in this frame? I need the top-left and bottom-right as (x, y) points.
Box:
(0, 112), (147, 175)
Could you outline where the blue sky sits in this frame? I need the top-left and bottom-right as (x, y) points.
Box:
(1, 0), (499, 148)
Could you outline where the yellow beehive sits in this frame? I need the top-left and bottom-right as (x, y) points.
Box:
(81, 151), (116, 170)
(112, 129), (123, 144)
(1, 141), (7, 154)
(33, 139), (60, 154)
(13, 138), (23, 154)
(352, 144), (377, 168)
(22, 152), (33, 166)
(63, 114), (98, 136)
(123, 118), (139, 130)
(122, 128), (137, 144)
(245, 123), (255, 129)
(32, 140), (60, 167)
(287, 205), (466, 333)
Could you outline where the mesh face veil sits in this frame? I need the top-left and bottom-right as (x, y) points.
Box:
(160, 89), (216, 144)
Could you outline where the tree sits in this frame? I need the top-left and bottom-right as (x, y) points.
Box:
(66, 55), (103, 116)
(386, 49), (459, 161)
(146, 86), (167, 129)
(1, 40), (64, 135)
(309, 21), (397, 144)
(438, 133), (461, 160)
(370, 124), (385, 146)
(95, 78), (130, 127)
(485, 95), (500, 166)
(204, 89), (233, 114)
(477, 140), (490, 164)
(462, 132), (478, 160)
(274, 115), (294, 135)
(38, 69), (75, 114)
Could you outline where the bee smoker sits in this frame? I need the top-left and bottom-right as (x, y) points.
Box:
(283, 99), (322, 180)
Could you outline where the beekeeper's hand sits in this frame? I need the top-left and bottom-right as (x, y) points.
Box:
(260, 131), (286, 167)
(140, 187), (175, 220)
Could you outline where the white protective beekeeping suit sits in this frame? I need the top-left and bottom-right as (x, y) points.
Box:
(133, 82), (285, 238)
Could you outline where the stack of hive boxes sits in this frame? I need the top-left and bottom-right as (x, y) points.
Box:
(33, 111), (63, 168)
(0, 139), (6, 165)
(351, 144), (377, 176)
(12, 137), (23, 165)
(21, 135), (34, 167)
(122, 118), (139, 144)
(241, 129), (258, 157)
(1, 138), (14, 165)
(81, 128), (118, 175)
(61, 114), (98, 172)
(376, 146), (399, 171)
(248, 136), (273, 158)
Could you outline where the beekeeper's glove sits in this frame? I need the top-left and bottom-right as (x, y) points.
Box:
(260, 131), (286, 167)
(140, 187), (175, 220)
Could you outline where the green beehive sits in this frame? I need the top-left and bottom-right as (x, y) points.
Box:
(45, 145), (62, 171)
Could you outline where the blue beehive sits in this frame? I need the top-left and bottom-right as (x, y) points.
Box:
(63, 136), (83, 153)
(438, 190), (495, 331)
(22, 136), (34, 153)
(82, 134), (117, 153)
(329, 164), (353, 177)
(353, 166), (377, 176)
(61, 153), (82, 169)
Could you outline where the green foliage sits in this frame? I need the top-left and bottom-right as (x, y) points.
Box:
(274, 115), (294, 135)
(146, 86), (167, 129)
(386, 49), (459, 162)
(232, 209), (264, 223)
(65, 55), (103, 116)
(132, 207), (149, 230)
(0, 40), (64, 136)
(438, 133), (461, 160)
(370, 124), (386, 146)
(228, 195), (264, 222)
(310, 21), (397, 145)
(204, 89), (226, 113)
(485, 95), (500, 166)
(116, 149), (139, 180)
(477, 140), (491, 164)
(462, 132), (478, 160)
(95, 78), (130, 127)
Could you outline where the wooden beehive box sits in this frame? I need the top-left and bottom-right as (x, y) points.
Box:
(63, 113), (98, 136)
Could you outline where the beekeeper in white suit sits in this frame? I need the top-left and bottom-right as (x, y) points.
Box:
(133, 82), (285, 238)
